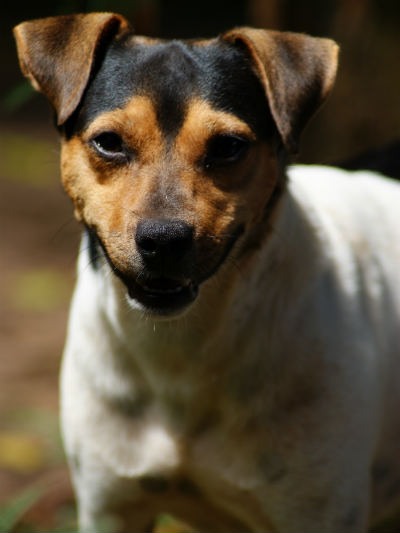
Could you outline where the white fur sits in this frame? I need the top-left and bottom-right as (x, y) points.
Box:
(61, 165), (400, 532)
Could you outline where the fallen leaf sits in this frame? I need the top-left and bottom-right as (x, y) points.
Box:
(0, 432), (45, 473)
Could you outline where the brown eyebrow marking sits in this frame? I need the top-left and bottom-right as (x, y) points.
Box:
(183, 98), (255, 138)
(84, 95), (162, 143)
(83, 95), (165, 164)
(175, 98), (255, 163)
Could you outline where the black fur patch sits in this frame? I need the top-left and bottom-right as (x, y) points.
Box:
(63, 33), (277, 143)
(85, 227), (102, 270)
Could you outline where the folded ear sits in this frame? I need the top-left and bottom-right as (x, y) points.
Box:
(13, 13), (130, 125)
(222, 28), (339, 153)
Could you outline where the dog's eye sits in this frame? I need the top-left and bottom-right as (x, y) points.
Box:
(205, 135), (250, 167)
(91, 132), (126, 160)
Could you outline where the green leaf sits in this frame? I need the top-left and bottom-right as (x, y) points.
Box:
(0, 487), (42, 533)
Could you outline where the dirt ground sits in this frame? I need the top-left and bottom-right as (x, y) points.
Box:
(0, 118), (80, 528)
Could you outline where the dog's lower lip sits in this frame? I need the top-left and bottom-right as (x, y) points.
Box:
(139, 277), (191, 295)
(125, 276), (198, 314)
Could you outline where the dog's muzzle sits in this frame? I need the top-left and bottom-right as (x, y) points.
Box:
(94, 217), (243, 317)
(123, 218), (198, 316)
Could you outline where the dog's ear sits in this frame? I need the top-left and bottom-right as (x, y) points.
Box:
(222, 28), (339, 153)
(13, 13), (130, 125)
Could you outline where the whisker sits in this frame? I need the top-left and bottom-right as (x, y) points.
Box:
(50, 217), (77, 244)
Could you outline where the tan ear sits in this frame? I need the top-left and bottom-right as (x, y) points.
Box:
(222, 27), (339, 153)
(13, 13), (130, 125)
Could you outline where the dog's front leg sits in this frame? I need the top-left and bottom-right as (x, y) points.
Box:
(70, 455), (156, 533)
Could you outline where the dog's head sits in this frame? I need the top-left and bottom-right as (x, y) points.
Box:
(14, 13), (338, 317)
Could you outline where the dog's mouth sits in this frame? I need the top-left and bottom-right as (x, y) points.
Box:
(87, 223), (244, 317)
(122, 274), (199, 315)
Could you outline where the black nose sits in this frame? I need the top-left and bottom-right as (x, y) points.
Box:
(135, 219), (194, 265)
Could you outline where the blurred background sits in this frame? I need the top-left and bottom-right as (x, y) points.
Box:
(1, 1), (400, 531)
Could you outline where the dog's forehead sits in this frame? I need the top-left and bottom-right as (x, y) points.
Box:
(71, 34), (271, 138)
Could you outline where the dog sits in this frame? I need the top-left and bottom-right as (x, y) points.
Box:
(14, 12), (400, 533)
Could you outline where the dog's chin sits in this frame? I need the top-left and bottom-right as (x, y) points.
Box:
(121, 275), (199, 318)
